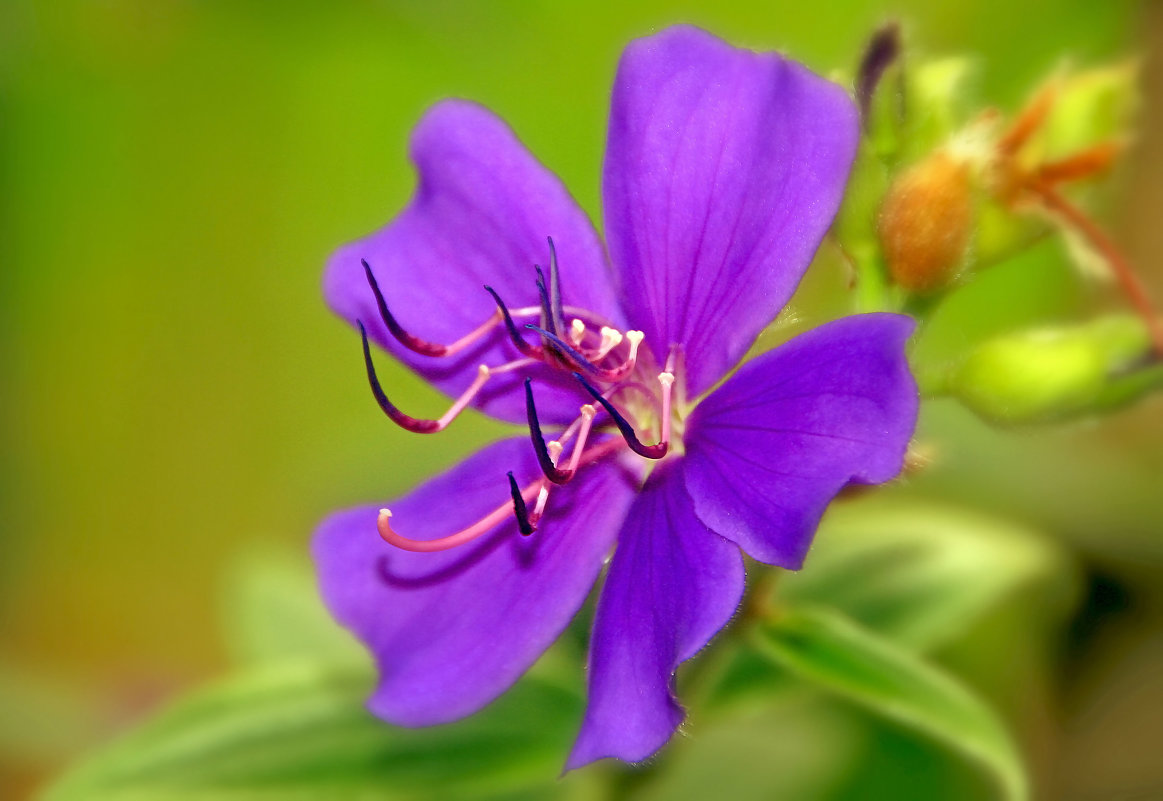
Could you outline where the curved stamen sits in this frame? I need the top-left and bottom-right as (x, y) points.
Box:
(360, 322), (438, 433)
(528, 418), (604, 527)
(529, 402), (595, 527)
(366, 259), (533, 359)
(359, 322), (492, 434)
(507, 471), (536, 536)
(574, 371), (668, 459)
(377, 437), (627, 553)
(524, 378), (573, 484)
(364, 260), (454, 357)
(526, 325), (643, 382)
(377, 478), (542, 553)
(484, 286), (542, 358)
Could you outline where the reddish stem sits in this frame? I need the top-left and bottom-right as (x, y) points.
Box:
(1035, 183), (1163, 355)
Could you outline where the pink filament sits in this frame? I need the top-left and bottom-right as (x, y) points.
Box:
(377, 478), (542, 553)
(377, 439), (627, 552)
(588, 331), (644, 383)
(431, 365), (491, 431)
(396, 357), (536, 434)
(658, 372), (675, 450)
(394, 301), (612, 360)
(530, 404), (598, 524)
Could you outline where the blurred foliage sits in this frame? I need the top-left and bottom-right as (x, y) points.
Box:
(753, 607), (1026, 800)
(781, 501), (1078, 653)
(936, 314), (1163, 424)
(46, 664), (588, 801)
(4, 0), (1163, 800)
(44, 496), (1077, 800)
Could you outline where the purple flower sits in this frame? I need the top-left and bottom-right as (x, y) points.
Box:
(314, 25), (918, 768)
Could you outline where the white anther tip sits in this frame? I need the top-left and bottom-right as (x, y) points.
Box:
(571, 318), (585, 334)
(378, 508), (393, 519)
(658, 372), (675, 388)
(580, 404), (597, 418)
(626, 330), (645, 345)
(476, 364), (490, 377)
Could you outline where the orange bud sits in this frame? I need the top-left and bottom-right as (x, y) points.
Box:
(878, 150), (973, 293)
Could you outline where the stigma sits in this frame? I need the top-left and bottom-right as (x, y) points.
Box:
(358, 237), (682, 553)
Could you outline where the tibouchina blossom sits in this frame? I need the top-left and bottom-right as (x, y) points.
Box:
(315, 25), (918, 768)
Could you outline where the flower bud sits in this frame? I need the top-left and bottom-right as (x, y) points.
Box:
(878, 150), (973, 293)
(945, 315), (1160, 425)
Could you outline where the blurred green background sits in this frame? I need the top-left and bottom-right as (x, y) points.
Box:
(3, 1), (1162, 799)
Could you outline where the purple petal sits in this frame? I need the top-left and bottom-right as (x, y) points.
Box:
(683, 313), (919, 569)
(603, 25), (859, 396)
(325, 100), (624, 424)
(567, 461), (744, 769)
(313, 438), (636, 725)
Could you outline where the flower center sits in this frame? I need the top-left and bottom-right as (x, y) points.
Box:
(356, 236), (681, 552)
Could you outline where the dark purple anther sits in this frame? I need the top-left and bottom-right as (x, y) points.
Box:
(524, 378), (574, 484)
(363, 259), (448, 357)
(534, 265), (556, 336)
(507, 471), (536, 536)
(483, 286), (542, 358)
(573, 372), (667, 459)
(546, 237), (566, 336)
(359, 321), (440, 433)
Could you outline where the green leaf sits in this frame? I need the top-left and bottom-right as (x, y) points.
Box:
(753, 606), (1028, 801)
(634, 695), (863, 801)
(782, 501), (1078, 652)
(46, 662), (583, 801)
(220, 545), (367, 667)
